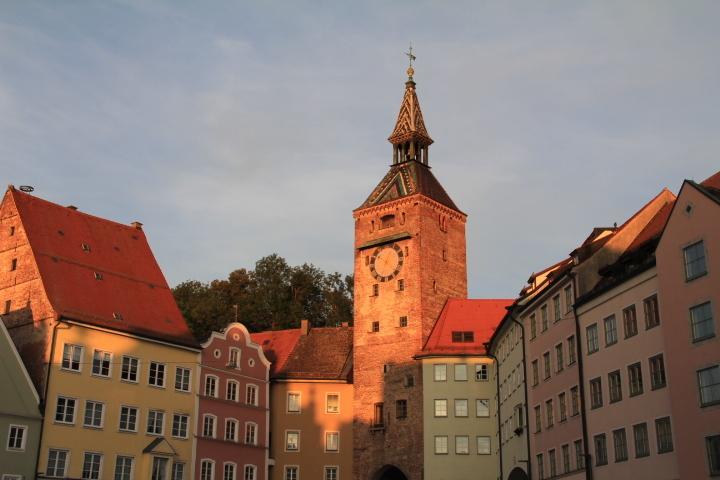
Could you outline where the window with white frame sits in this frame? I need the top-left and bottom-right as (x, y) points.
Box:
(200, 460), (214, 480)
(477, 436), (491, 455)
(586, 324), (599, 354)
(287, 392), (300, 413)
(326, 393), (340, 413)
(246, 384), (258, 406)
(245, 422), (257, 445)
(175, 367), (191, 392)
(604, 315), (618, 346)
(434, 399), (447, 417)
(435, 435), (448, 454)
(325, 431), (339, 452)
(284, 466), (298, 480)
(476, 399), (489, 417)
(121, 356), (139, 382)
(223, 463), (236, 480)
(228, 348), (241, 368)
(690, 302), (715, 341)
(172, 462), (184, 480)
(454, 399), (468, 417)
(243, 465), (256, 480)
(83, 400), (104, 428)
(55, 396), (76, 423)
(475, 364), (488, 381)
(455, 435), (469, 454)
(92, 350), (112, 377)
(114, 456), (134, 480)
(148, 362), (166, 387)
(567, 335), (576, 365)
(698, 365), (720, 406)
(324, 466), (338, 480)
(204, 375), (218, 398)
(285, 431), (300, 451)
(628, 363), (643, 396)
(119, 406), (138, 432)
(454, 364), (467, 381)
(47, 449), (69, 477)
(62, 344), (83, 371)
(433, 364), (447, 381)
(225, 419), (238, 442)
(227, 380), (239, 402)
(147, 410), (164, 435)
(152, 457), (168, 480)
(6, 424), (26, 451)
(684, 240), (707, 281)
(172, 414), (189, 439)
(623, 306), (638, 339)
(202, 415), (216, 438)
(643, 294), (660, 329)
(82, 452), (102, 480)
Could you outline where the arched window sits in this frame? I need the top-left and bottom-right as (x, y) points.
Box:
(226, 380), (239, 402)
(246, 384), (258, 406)
(243, 465), (257, 480)
(202, 414), (216, 438)
(225, 418), (238, 442)
(245, 422), (258, 445)
(204, 375), (218, 398)
(200, 460), (215, 480)
(223, 462), (236, 480)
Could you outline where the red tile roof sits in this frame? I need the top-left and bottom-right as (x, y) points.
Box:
(418, 299), (513, 357)
(279, 326), (353, 380)
(624, 200), (675, 253)
(250, 328), (302, 377)
(701, 170), (720, 190)
(9, 187), (198, 348)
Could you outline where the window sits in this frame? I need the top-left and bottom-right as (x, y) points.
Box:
(149, 362), (166, 387)
(455, 435), (469, 454)
(541, 305), (548, 331)
(372, 284), (379, 296)
(707, 435), (720, 476)
(223, 464), (236, 480)
(476, 399), (489, 417)
(92, 350), (112, 377)
(604, 315), (618, 346)
(374, 402), (384, 427)
(326, 393), (340, 413)
(586, 324), (599, 354)
(404, 374), (414, 387)
(623, 306), (638, 338)
(245, 422), (257, 445)
(3, 299), (10, 314)
(55, 396), (76, 423)
(536, 454), (544, 480)
(6, 425), (26, 451)
(399, 315), (408, 327)
(562, 444), (570, 473)
(371, 321), (380, 332)
(246, 384), (258, 406)
(83, 400), (104, 428)
(594, 434), (608, 466)
(121, 356), (139, 382)
(649, 354), (667, 390)
(228, 348), (240, 368)
(690, 302), (715, 341)
(530, 314), (537, 339)
(285, 431), (299, 451)
(590, 378), (603, 409)
(477, 436), (491, 455)
(475, 364), (488, 381)
(172, 414), (189, 438)
(570, 386), (580, 416)
(545, 399), (554, 428)
(684, 240), (707, 280)
(200, 460), (214, 480)
(397, 279), (405, 291)
(325, 431), (339, 452)
(548, 449), (557, 477)
(553, 295), (561, 322)
(202, 415), (216, 438)
(47, 449), (69, 477)
(172, 462), (185, 480)
(324, 466), (338, 480)
(534, 405), (542, 433)
(608, 370), (622, 403)
(567, 335), (576, 365)
(564, 285), (573, 313)
(433, 364), (447, 381)
(244, 465), (257, 480)
(287, 392), (300, 413)
(380, 214), (395, 228)
(628, 363), (644, 396)
(655, 417), (674, 453)
(204, 375), (218, 397)
(62, 344), (83, 371)
(434, 399), (448, 417)
(114, 456), (134, 480)
(284, 467), (298, 480)
(531, 360), (539, 386)
(148, 410), (164, 435)
(395, 399), (407, 419)
(227, 380), (239, 402)
(82, 452), (102, 480)
(643, 294), (660, 329)
(119, 406), (138, 432)
(175, 367), (191, 392)
(613, 428), (628, 462)
(543, 352), (551, 380)
(435, 435), (448, 454)
(10, 258), (17, 271)
(558, 392), (567, 422)
(454, 364), (467, 381)
(454, 399), (468, 417)
(225, 419), (238, 442)
(555, 344), (564, 372)
(633, 423), (649, 458)
(451, 331), (474, 342)
(575, 439), (585, 469)
(698, 365), (720, 406)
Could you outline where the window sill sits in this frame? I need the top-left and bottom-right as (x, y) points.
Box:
(700, 400), (720, 408)
(685, 271), (708, 283)
(692, 334), (716, 344)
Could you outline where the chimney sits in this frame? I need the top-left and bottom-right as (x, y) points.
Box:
(341, 322), (349, 327)
(300, 319), (309, 336)
(131, 221), (143, 230)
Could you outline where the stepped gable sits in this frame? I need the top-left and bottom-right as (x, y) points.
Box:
(276, 325), (353, 381)
(250, 328), (302, 377)
(10, 187), (198, 347)
(417, 299), (513, 357)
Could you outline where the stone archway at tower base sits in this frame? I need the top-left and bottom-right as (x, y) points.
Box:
(372, 465), (409, 480)
(507, 467), (529, 480)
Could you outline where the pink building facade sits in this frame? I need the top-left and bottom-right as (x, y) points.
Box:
(197, 323), (271, 480)
(656, 173), (720, 479)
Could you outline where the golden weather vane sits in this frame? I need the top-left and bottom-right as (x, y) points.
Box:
(405, 43), (416, 78)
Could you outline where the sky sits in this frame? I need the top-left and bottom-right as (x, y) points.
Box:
(1, 1), (719, 298)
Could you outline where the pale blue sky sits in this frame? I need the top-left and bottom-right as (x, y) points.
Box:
(2, 1), (719, 297)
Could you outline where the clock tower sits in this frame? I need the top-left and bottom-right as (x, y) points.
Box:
(352, 66), (468, 480)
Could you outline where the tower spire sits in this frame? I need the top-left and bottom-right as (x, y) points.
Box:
(389, 46), (433, 165)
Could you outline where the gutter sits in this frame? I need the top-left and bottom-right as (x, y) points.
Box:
(506, 308), (532, 480)
(482, 345), (503, 480)
(570, 273), (593, 480)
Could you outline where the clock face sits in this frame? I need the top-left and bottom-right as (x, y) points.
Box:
(369, 243), (404, 281)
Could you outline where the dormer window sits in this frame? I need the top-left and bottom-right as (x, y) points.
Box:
(452, 331), (474, 343)
(94, 272), (103, 280)
(380, 214), (396, 229)
(113, 312), (123, 320)
(81, 243), (91, 252)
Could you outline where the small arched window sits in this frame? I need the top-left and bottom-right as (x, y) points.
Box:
(380, 214), (396, 229)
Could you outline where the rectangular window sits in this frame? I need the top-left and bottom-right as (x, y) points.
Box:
(399, 315), (408, 327)
(119, 405), (138, 432)
(684, 240), (707, 280)
(92, 350), (112, 377)
(543, 352), (551, 380)
(284, 467), (298, 480)
(613, 428), (628, 462)
(558, 392), (567, 422)
(549, 449), (557, 477)
(455, 435), (469, 454)
(628, 363), (644, 397)
(590, 378), (603, 409)
(609, 370), (622, 403)
(537, 454), (544, 480)
(567, 335), (576, 365)
(530, 314), (537, 339)
(82, 452), (102, 480)
(324, 466), (338, 480)
(570, 386), (580, 416)
(476, 399), (489, 417)
(649, 354), (667, 390)
(604, 315), (618, 346)
(395, 399), (407, 419)
(475, 364), (488, 381)
(564, 285), (573, 313)
(594, 434), (608, 466)
(561, 444), (570, 473)
(534, 405), (542, 433)
(172, 414), (189, 438)
(555, 344), (564, 372)
(372, 284), (379, 296)
(324, 393), (340, 414)
(55, 396), (76, 423)
(172, 463), (185, 480)
(545, 399), (554, 428)
(586, 324), (599, 354)
(325, 431), (339, 452)
(175, 367), (191, 392)
(541, 305), (549, 331)
(121, 356), (139, 382)
(698, 365), (720, 406)
(373, 403), (384, 427)
(633, 423), (649, 458)
(149, 362), (166, 387)
(246, 384), (258, 406)
(434, 435), (448, 454)
(623, 305), (638, 338)
(433, 364), (447, 381)
(204, 375), (218, 397)
(147, 410), (164, 435)
(454, 364), (467, 381)
(223, 463), (235, 480)
(397, 278), (405, 291)
(6, 425), (26, 451)
(454, 399), (468, 417)
(202, 415), (216, 438)
(690, 302), (715, 341)
(245, 422), (257, 445)
(434, 399), (448, 417)
(287, 392), (300, 413)
(83, 400), (104, 428)
(451, 331), (474, 342)
(553, 295), (561, 322)
(575, 439), (585, 469)
(244, 465), (256, 480)
(227, 381), (239, 402)
(656, 417), (674, 453)
(707, 435), (720, 476)
(371, 321), (380, 332)
(225, 419), (238, 442)
(153, 457), (169, 480)
(285, 431), (299, 451)
(477, 436), (491, 455)
(62, 344), (83, 371)
(532, 360), (539, 386)
(114, 456), (134, 480)
(228, 347), (240, 368)
(643, 294), (660, 329)
(47, 449), (69, 477)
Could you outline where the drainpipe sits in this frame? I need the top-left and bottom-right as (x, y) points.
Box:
(483, 346), (503, 480)
(570, 273), (593, 480)
(506, 309), (532, 480)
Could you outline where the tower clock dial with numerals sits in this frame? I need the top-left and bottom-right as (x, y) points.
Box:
(369, 243), (404, 281)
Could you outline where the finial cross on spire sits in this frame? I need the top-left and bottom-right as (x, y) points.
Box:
(405, 44), (416, 68)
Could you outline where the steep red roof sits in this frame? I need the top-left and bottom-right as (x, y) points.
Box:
(625, 200), (675, 253)
(279, 326), (353, 381)
(250, 328), (302, 377)
(701, 170), (720, 190)
(418, 299), (513, 357)
(9, 187), (198, 347)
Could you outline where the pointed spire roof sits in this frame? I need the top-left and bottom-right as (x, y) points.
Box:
(388, 69), (433, 147)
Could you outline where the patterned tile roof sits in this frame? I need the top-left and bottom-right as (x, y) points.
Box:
(388, 78), (433, 147)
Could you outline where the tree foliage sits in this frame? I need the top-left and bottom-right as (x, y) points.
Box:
(173, 254), (353, 340)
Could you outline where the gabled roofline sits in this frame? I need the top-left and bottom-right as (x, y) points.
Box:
(0, 318), (41, 407)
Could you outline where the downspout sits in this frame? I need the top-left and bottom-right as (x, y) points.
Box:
(36, 315), (64, 478)
(507, 309), (532, 480)
(570, 273), (592, 480)
(483, 346), (503, 480)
